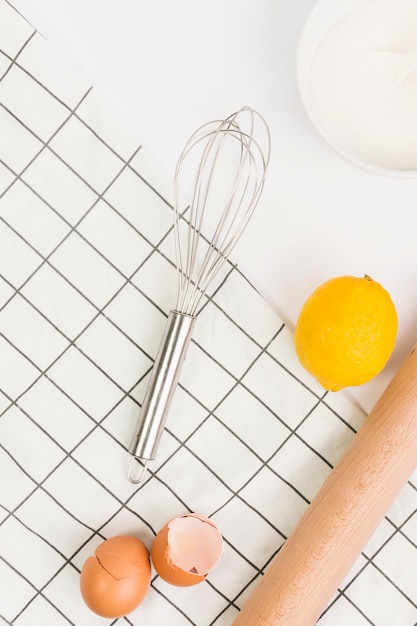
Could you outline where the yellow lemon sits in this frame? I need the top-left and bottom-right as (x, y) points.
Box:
(294, 275), (398, 391)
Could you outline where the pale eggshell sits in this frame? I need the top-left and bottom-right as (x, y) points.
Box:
(151, 513), (223, 586)
(80, 534), (151, 618)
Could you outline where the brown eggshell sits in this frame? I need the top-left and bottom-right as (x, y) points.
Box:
(80, 535), (151, 618)
(151, 513), (223, 587)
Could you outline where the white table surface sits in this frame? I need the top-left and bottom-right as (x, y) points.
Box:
(11, 0), (417, 414)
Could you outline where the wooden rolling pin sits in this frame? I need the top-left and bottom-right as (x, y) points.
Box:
(234, 343), (417, 625)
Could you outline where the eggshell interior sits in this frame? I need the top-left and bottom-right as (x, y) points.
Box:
(151, 513), (223, 586)
(167, 515), (223, 574)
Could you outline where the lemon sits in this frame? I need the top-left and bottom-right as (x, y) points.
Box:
(294, 275), (398, 391)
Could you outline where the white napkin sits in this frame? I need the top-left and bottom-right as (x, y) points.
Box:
(1, 2), (417, 625)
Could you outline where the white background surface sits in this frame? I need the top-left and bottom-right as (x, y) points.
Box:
(11, 0), (417, 413)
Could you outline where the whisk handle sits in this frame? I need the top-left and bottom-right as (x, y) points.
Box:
(128, 310), (196, 474)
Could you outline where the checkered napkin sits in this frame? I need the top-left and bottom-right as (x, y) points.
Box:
(1, 2), (417, 625)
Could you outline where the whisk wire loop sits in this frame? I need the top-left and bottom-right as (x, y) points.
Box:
(174, 106), (270, 316)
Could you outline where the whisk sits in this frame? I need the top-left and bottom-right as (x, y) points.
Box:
(127, 106), (271, 483)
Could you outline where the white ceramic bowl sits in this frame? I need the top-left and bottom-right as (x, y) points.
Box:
(297, 0), (417, 178)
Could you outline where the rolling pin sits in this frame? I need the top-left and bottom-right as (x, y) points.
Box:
(234, 343), (417, 625)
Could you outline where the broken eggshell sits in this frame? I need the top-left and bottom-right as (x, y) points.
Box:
(80, 534), (151, 618)
(151, 513), (223, 586)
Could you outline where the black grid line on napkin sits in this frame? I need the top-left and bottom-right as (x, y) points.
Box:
(1, 2), (417, 625)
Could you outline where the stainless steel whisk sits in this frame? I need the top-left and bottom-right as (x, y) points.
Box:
(127, 107), (271, 483)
